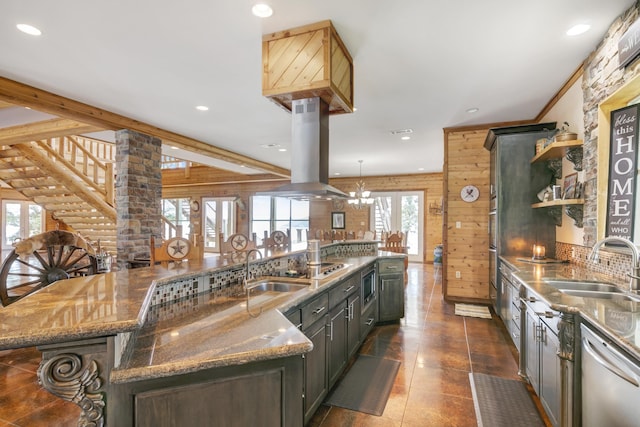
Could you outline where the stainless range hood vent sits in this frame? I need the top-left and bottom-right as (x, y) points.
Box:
(257, 97), (348, 200)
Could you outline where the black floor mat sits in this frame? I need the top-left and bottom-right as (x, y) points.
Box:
(469, 373), (545, 427)
(324, 355), (400, 416)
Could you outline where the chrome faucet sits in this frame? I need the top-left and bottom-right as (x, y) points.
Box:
(244, 248), (263, 317)
(589, 236), (640, 291)
(244, 248), (263, 286)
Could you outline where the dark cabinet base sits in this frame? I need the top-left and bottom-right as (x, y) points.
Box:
(109, 356), (304, 427)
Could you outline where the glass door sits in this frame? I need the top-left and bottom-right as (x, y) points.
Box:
(2, 201), (44, 252)
(202, 197), (235, 252)
(371, 192), (423, 263)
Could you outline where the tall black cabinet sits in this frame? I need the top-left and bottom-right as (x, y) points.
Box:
(484, 123), (557, 314)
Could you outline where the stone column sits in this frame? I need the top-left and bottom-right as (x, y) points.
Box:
(115, 129), (162, 269)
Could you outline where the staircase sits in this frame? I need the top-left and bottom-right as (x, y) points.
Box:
(0, 136), (117, 255)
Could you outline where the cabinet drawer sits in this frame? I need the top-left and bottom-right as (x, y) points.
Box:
(301, 294), (329, 328)
(378, 259), (403, 274)
(511, 303), (521, 325)
(329, 274), (359, 309)
(510, 319), (521, 351)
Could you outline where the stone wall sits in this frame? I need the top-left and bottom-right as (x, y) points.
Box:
(582, 4), (640, 247)
(115, 129), (163, 268)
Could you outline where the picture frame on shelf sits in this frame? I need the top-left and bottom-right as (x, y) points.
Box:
(331, 212), (345, 229)
(563, 173), (578, 199)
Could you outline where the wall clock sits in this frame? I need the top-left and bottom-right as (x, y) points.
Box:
(461, 185), (480, 203)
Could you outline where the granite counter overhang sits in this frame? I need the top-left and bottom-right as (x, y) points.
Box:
(501, 256), (640, 360)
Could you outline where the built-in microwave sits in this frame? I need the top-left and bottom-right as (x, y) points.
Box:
(361, 265), (376, 311)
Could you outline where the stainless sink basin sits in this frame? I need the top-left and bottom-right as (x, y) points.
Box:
(544, 280), (622, 293)
(559, 289), (640, 301)
(247, 280), (308, 294)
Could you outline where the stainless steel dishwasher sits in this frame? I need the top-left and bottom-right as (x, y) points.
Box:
(581, 324), (640, 427)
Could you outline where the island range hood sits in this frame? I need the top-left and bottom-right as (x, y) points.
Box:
(257, 97), (349, 200)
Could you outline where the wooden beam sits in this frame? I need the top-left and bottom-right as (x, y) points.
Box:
(0, 100), (13, 109)
(0, 118), (101, 145)
(0, 76), (291, 178)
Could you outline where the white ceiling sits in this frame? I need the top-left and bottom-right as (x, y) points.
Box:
(0, 0), (635, 177)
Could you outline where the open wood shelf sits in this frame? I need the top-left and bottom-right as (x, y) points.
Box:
(531, 139), (583, 163)
(531, 199), (584, 208)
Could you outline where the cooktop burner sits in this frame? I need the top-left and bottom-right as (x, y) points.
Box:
(310, 262), (350, 279)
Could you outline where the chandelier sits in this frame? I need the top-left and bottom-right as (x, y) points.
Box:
(348, 160), (374, 209)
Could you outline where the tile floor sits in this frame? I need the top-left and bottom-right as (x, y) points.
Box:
(0, 263), (549, 426)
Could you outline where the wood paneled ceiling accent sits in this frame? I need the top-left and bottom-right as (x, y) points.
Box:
(0, 77), (291, 178)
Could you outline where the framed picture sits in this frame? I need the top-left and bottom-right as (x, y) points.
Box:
(331, 211), (345, 229)
(563, 173), (578, 199)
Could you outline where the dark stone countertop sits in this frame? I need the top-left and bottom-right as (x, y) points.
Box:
(501, 256), (640, 360)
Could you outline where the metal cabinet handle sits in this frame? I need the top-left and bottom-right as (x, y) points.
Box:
(385, 265), (398, 270)
(366, 318), (375, 326)
(313, 306), (326, 315)
(344, 285), (355, 293)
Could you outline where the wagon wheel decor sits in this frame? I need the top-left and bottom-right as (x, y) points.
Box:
(0, 230), (97, 306)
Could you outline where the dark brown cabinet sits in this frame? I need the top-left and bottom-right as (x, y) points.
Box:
(300, 293), (329, 424)
(378, 259), (405, 322)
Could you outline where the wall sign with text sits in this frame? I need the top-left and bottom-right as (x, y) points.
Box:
(606, 104), (639, 240)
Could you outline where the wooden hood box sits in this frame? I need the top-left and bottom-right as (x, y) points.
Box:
(262, 20), (354, 115)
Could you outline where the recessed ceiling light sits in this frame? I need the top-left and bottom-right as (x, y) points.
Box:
(567, 24), (590, 36)
(401, 136), (411, 141)
(195, 105), (209, 111)
(260, 143), (281, 149)
(252, 3), (273, 18)
(466, 107), (479, 113)
(278, 148), (287, 152)
(16, 23), (41, 36)
(170, 146), (179, 150)
(334, 172), (341, 176)
(418, 167), (425, 171)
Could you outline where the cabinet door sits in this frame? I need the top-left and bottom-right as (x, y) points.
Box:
(379, 274), (404, 322)
(540, 324), (560, 427)
(347, 294), (361, 358)
(328, 304), (348, 387)
(303, 315), (328, 423)
(524, 305), (540, 394)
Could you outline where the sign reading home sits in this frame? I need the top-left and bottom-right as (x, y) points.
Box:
(606, 104), (639, 239)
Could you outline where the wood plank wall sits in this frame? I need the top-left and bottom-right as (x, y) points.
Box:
(329, 173), (443, 263)
(443, 128), (491, 302)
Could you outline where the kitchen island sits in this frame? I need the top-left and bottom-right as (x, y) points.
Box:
(0, 241), (405, 426)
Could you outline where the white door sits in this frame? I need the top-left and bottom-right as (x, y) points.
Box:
(371, 192), (424, 263)
(2, 201), (44, 252)
(202, 198), (236, 252)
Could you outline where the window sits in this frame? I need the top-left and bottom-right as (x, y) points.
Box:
(251, 196), (309, 244)
(162, 198), (190, 239)
(2, 201), (44, 252)
(202, 198), (236, 252)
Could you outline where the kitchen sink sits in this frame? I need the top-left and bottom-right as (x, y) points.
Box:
(246, 280), (309, 294)
(559, 289), (640, 302)
(544, 280), (622, 293)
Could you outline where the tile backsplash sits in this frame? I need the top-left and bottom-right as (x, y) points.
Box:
(149, 242), (379, 308)
(557, 242), (633, 281)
